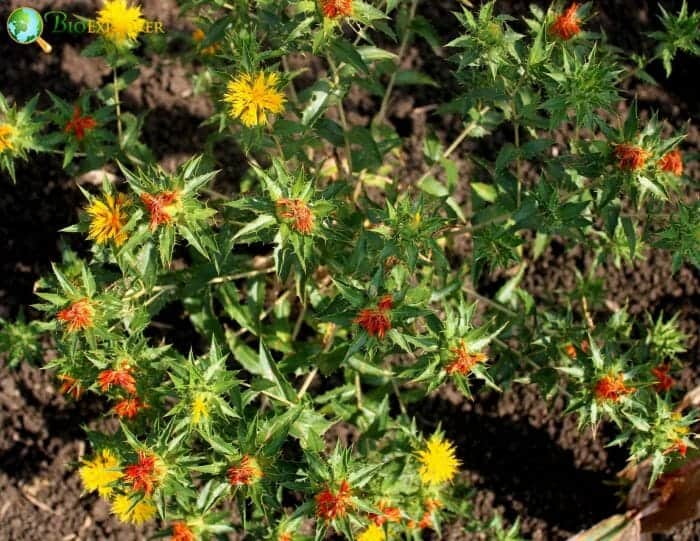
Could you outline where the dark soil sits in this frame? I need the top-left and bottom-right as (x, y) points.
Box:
(1, 1), (698, 540)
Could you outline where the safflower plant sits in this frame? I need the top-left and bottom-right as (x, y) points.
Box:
(1, 0), (699, 538)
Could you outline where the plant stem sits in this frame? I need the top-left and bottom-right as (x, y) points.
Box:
(326, 54), (353, 178)
(113, 68), (123, 147)
(415, 106), (490, 186)
(375, 0), (420, 125)
(281, 55), (300, 107)
(462, 285), (519, 318)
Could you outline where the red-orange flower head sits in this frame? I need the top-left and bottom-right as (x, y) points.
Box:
(64, 106), (97, 141)
(671, 439), (688, 457)
(315, 480), (353, 522)
(446, 340), (488, 375)
(321, 0), (353, 18)
(141, 190), (181, 231)
(651, 363), (674, 393)
(171, 522), (195, 541)
(114, 396), (147, 419)
(355, 294), (393, 339)
(370, 499), (402, 526)
(56, 298), (95, 333)
(227, 455), (263, 486)
(550, 3), (582, 40)
(594, 373), (635, 402)
(275, 198), (315, 235)
(98, 365), (137, 395)
(614, 144), (650, 171)
(58, 374), (84, 400)
(658, 149), (683, 176)
(124, 451), (163, 495)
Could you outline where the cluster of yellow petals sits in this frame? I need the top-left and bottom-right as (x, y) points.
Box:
(224, 72), (286, 127)
(79, 449), (123, 498)
(111, 493), (157, 524)
(191, 394), (209, 424)
(86, 193), (130, 246)
(417, 434), (460, 486)
(0, 124), (14, 152)
(97, 0), (146, 44)
(357, 523), (385, 541)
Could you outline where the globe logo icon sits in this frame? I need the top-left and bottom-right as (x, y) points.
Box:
(7, 7), (52, 53)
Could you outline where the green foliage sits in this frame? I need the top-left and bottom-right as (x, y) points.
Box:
(0, 0), (698, 539)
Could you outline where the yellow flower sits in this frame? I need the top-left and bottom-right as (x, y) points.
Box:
(111, 493), (157, 524)
(358, 523), (385, 541)
(97, 0), (146, 44)
(0, 124), (14, 152)
(223, 72), (286, 127)
(79, 449), (123, 498)
(86, 193), (130, 246)
(417, 433), (460, 485)
(191, 394), (209, 424)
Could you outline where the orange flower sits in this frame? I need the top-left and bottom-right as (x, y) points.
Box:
(564, 343), (577, 358)
(141, 190), (180, 230)
(114, 396), (147, 419)
(651, 363), (674, 393)
(56, 298), (95, 333)
(124, 451), (162, 495)
(614, 144), (650, 171)
(278, 533), (293, 541)
(227, 455), (263, 486)
(171, 522), (195, 541)
(320, 0), (353, 18)
(670, 439), (688, 457)
(58, 374), (84, 400)
(594, 373), (635, 402)
(64, 106), (97, 141)
(550, 3), (582, 40)
(445, 340), (488, 375)
(276, 198), (315, 235)
(370, 500), (401, 526)
(98, 366), (137, 395)
(354, 295), (393, 339)
(315, 480), (352, 522)
(658, 149), (683, 176)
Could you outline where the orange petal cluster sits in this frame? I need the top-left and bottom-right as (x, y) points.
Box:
(227, 455), (263, 486)
(651, 363), (674, 393)
(550, 3), (582, 40)
(658, 149), (683, 176)
(141, 190), (180, 230)
(64, 106), (97, 141)
(276, 198), (315, 235)
(445, 340), (488, 375)
(614, 144), (650, 171)
(370, 500), (402, 526)
(56, 298), (95, 333)
(171, 522), (195, 541)
(124, 451), (162, 495)
(114, 396), (147, 419)
(58, 374), (84, 400)
(320, 0), (353, 18)
(315, 480), (352, 522)
(594, 373), (635, 402)
(98, 366), (137, 395)
(354, 294), (393, 339)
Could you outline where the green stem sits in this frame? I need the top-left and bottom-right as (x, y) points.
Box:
(326, 54), (353, 178)
(113, 68), (123, 147)
(415, 106), (491, 186)
(375, 0), (420, 125)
